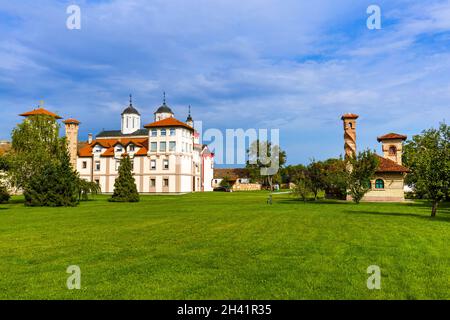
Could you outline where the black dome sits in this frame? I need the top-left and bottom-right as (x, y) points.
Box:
(122, 105), (140, 116)
(154, 102), (174, 114)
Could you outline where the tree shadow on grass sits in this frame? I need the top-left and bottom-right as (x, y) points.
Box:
(344, 209), (450, 222)
(276, 199), (353, 206)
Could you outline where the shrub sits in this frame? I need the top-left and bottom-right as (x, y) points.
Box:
(0, 185), (10, 203)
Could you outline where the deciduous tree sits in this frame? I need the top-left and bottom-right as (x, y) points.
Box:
(403, 123), (450, 217)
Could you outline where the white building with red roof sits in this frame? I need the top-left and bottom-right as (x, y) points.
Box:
(70, 95), (214, 194)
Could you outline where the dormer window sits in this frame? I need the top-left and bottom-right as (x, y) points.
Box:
(129, 145), (135, 152)
(116, 146), (123, 153)
(94, 146), (102, 153)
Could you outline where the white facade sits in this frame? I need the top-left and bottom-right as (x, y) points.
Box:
(74, 100), (214, 194)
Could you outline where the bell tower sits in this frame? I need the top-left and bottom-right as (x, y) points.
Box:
(377, 133), (407, 165)
(341, 113), (359, 159)
(63, 118), (80, 168)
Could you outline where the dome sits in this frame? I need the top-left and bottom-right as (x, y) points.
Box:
(154, 102), (174, 115)
(121, 105), (140, 116)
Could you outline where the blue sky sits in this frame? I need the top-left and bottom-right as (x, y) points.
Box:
(0, 0), (449, 165)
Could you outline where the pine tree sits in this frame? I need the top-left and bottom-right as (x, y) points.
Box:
(110, 155), (139, 202)
(24, 140), (79, 207)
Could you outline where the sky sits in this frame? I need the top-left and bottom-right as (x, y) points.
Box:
(0, 0), (449, 165)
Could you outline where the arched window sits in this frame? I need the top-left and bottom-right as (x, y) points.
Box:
(389, 146), (397, 156)
(375, 179), (385, 189)
(367, 181), (372, 189)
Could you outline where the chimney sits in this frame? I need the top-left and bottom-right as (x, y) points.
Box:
(88, 133), (93, 144)
(341, 113), (359, 159)
(63, 119), (80, 169)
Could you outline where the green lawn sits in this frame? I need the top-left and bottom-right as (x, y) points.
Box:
(0, 192), (449, 300)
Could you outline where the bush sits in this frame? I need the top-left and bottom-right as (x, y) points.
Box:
(0, 185), (10, 203)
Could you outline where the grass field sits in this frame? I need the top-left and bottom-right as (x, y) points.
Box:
(0, 192), (449, 300)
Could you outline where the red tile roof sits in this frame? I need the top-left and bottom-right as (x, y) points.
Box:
(63, 118), (80, 125)
(78, 138), (148, 157)
(341, 113), (359, 120)
(377, 133), (407, 142)
(144, 117), (194, 131)
(376, 155), (409, 173)
(20, 108), (62, 119)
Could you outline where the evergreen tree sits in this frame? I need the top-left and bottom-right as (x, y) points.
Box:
(24, 141), (79, 207)
(110, 155), (139, 202)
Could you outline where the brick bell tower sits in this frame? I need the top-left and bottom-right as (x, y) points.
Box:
(63, 118), (80, 168)
(341, 113), (359, 159)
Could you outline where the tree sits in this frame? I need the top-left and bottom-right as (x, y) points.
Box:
(77, 178), (101, 201)
(246, 140), (286, 190)
(346, 150), (379, 204)
(292, 169), (311, 202)
(322, 158), (348, 200)
(281, 164), (307, 188)
(306, 160), (326, 200)
(219, 176), (232, 189)
(8, 115), (61, 190)
(24, 142), (79, 207)
(0, 185), (10, 203)
(110, 155), (139, 202)
(0, 152), (10, 203)
(403, 123), (450, 217)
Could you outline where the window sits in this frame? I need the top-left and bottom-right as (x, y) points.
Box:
(160, 142), (166, 152)
(150, 160), (156, 170)
(115, 160), (120, 171)
(150, 179), (156, 188)
(131, 160), (134, 171)
(348, 122), (353, 129)
(95, 179), (100, 185)
(129, 145), (135, 152)
(151, 129), (157, 137)
(161, 129), (166, 136)
(375, 179), (385, 189)
(163, 179), (169, 187)
(82, 161), (87, 169)
(95, 161), (101, 171)
(116, 146), (123, 153)
(94, 146), (102, 153)
(389, 146), (397, 156)
(169, 141), (176, 152)
(367, 181), (372, 189)
(150, 142), (157, 152)
(170, 128), (176, 136)
(163, 159), (169, 170)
